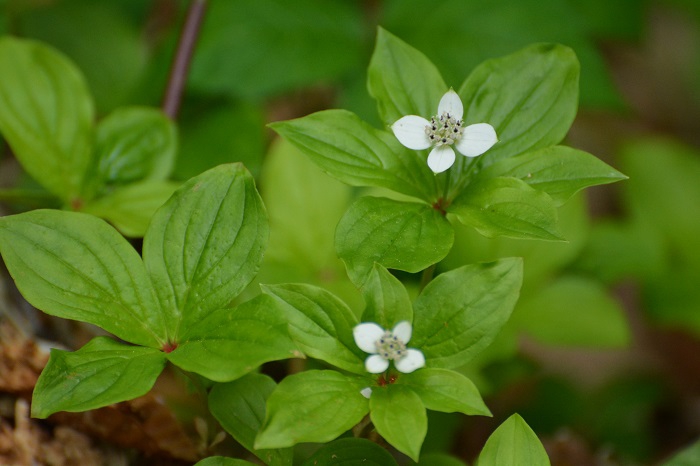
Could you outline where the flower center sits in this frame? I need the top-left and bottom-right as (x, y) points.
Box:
(375, 331), (407, 361)
(425, 112), (464, 146)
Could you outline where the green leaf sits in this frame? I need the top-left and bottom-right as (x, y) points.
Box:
(81, 181), (179, 237)
(476, 146), (627, 206)
(143, 163), (268, 339)
(336, 197), (454, 286)
(91, 106), (176, 188)
(32, 337), (166, 418)
(477, 414), (550, 466)
(449, 177), (563, 241)
(661, 439), (700, 466)
(261, 284), (363, 373)
(0, 210), (165, 347)
(0, 36), (93, 202)
(367, 27), (447, 126)
(412, 259), (523, 368)
(166, 294), (300, 382)
(370, 385), (427, 461)
(514, 276), (630, 347)
(209, 374), (292, 466)
(301, 438), (399, 466)
(400, 368), (491, 416)
(256, 370), (369, 449)
(269, 110), (437, 201)
(361, 263), (413, 329)
(381, 0), (625, 110)
(458, 43), (579, 168)
(194, 458), (257, 466)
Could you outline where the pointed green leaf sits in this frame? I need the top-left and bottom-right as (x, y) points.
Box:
(81, 181), (179, 237)
(301, 438), (399, 466)
(0, 210), (165, 347)
(256, 370), (369, 449)
(209, 374), (292, 466)
(458, 43), (579, 168)
(261, 284), (363, 373)
(367, 27), (447, 126)
(0, 37), (93, 202)
(166, 294), (300, 382)
(412, 259), (523, 368)
(143, 163), (268, 339)
(449, 177), (564, 241)
(370, 385), (427, 462)
(477, 414), (550, 466)
(361, 263), (413, 328)
(400, 368), (490, 416)
(91, 106), (176, 189)
(336, 197), (454, 286)
(476, 146), (627, 205)
(32, 337), (166, 418)
(269, 110), (438, 202)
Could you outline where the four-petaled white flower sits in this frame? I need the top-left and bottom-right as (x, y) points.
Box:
(391, 90), (498, 174)
(353, 321), (425, 374)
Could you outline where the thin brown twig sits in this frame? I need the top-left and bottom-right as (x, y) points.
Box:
(162, 0), (208, 119)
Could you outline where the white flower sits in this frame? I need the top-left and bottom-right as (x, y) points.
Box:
(360, 387), (373, 399)
(391, 90), (498, 174)
(353, 321), (425, 374)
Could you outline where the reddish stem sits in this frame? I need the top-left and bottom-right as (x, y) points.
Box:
(162, 0), (208, 119)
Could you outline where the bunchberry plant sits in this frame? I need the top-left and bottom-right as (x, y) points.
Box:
(0, 37), (177, 236)
(0, 164), (300, 418)
(240, 261), (522, 461)
(0, 21), (631, 466)
(271, 28), (626, 286)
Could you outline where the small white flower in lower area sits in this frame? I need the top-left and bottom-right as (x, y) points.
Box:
(353, 321), (425, 374)
(360, 387), (373, 399)
(391, 90), (498, 174)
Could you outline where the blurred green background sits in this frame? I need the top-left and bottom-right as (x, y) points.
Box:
(1, 0), (700, 464)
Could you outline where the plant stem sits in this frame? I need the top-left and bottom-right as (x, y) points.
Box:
(419, 263), (437, 291)
(0, 189), (54, 202)
(162, 0), (208, 119)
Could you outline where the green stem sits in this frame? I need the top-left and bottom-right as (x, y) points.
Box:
(0, 189), (54, 202)
(419, 263), (437, 291)
(352, 414), (374, 438)
(441, 165), (452, 201)
(447, 156), (480, 202)
(174, 364), (209, 400)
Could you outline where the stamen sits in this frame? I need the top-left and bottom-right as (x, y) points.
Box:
(424, 111), (465, 147)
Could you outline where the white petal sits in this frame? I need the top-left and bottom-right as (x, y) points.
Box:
(395, 349), (426, 373)
(360, 387), (372, 399)
(365, 354), (390, 373)
(392, 321), (412, 343)
(391, 115), (432, 150)
(353, 323), (385, 353)
(437, 90), (463, 121)
(427, 145), (455, 173)
(455, 123), (498, 157)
